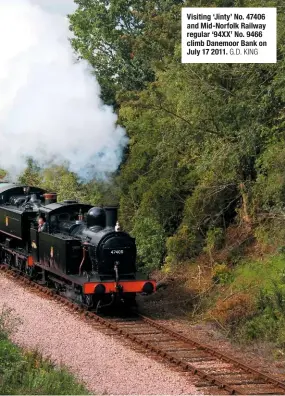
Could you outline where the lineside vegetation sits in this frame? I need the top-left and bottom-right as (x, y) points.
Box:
(0, 305), (89, 395)
(2, 0), (285, 350)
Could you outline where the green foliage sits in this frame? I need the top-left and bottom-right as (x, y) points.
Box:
(0, 306), (89, 395)
(204, 228), (224, 263)
(69, 0), (185, 104)
(253, 221), (285, 250)
(253, 142), (285, 211)
(166, 225), (201, 263)
(16, 161), (104, 205)
(18, 158), (41, 186)
(239, 312), (281, 342)
(69, 1), (151, 104)
(40, 165), (95, 203)
(233, 254), (285, 293)
(116, 0), (285, 267)
(213, 254), (285, 349)
(131, 214), (166, 272)
(227, 245), (246, 265)
(0, 169), (7, 180)
(68, 0), (285, 273)
(212, 263), (233, 285)
(238, 283), (285, 348)
(10, 0), (285, 279)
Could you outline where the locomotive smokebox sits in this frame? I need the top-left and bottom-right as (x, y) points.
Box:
(43, 193), (57, 205)
(104, 207), (118, 228)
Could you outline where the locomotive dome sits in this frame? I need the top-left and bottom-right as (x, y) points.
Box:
(87, 207), (106, 228)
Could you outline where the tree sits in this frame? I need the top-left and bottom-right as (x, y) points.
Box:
(69, 0), (285, 268)
(40, 165), (102, 204)
(117, 0), (285, 265)
(0, 170), (8, 181)
(18, 159), (104, 205)
(18, 158), (41, 186)
(68, 0), (184, 105)
(131, 214), (166, 272)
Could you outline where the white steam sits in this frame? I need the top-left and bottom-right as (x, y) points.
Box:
(0, 0), (128, 179)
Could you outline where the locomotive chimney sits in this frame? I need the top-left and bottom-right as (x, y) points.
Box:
(43, 193), (57, 205)
(104, 207), (118, 228)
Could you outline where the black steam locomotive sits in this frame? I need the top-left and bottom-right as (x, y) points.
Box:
(0, 183), (155, 311)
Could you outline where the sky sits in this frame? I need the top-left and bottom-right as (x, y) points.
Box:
(0, 0), (128, 180)
(30, 0), (77, 15)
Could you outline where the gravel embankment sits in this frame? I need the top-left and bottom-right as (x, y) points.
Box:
(0, 274), (202, 395)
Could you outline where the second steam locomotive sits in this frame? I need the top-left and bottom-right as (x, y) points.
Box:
(0, 183), (156, 311)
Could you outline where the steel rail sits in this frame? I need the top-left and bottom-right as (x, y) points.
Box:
(1, 264), (284, 395)
(139, 313), (285, 392)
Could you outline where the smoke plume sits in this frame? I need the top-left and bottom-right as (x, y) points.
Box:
(0, 0), (128, 180)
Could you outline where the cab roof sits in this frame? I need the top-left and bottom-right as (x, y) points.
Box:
(40, 202), (93, 216)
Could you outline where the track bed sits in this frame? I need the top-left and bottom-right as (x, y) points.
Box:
(1, 264), (285, 395)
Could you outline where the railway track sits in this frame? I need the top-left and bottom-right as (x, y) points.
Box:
(1, 264), (285, 395)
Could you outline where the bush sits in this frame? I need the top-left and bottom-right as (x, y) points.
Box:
(204, 228), (224, 262)
(212, 263), (234, 285)
(239, 286), (285, 346)
(210, 293), (256, 330)
(131, 215), (166, 272)
(240, 313), (280, 342)
(219, 259), (285, 349)
(165, 225), (200, 263)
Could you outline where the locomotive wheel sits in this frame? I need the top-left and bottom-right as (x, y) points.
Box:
(80, 293), (94, 310)
(85, 294), (94, 309)
(25, 265), (34, 278)
(54, 283), (61, 293)
(4, 251), (14, 267)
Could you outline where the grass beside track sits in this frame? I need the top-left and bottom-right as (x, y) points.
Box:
(0, 305), (89, 395)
